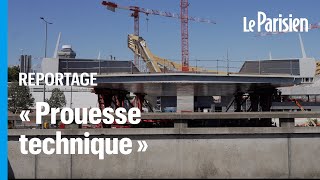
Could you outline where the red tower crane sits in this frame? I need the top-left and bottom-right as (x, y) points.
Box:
(180, 0), (189, 71)
(101, 1), (216, 72)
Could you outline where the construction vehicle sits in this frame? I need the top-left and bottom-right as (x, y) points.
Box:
(291, 98), (317, 127)
(128, 34), (227, 73)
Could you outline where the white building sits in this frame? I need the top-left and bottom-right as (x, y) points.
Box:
(29, 85), (98, 109)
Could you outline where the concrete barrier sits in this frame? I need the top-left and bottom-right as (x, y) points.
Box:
(8, 128), (320, 179)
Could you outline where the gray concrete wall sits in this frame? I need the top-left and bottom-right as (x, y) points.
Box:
(8, 128), (320, 179)
(177, 96), (194, 112)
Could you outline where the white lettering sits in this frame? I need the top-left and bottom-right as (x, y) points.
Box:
(17, 73), (97, 86)
(243, 11), (309, 33)
(18, 132), (136, 160)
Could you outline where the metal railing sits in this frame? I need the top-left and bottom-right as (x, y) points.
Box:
(7, 111), (320, 130)
(59, 59), (299, 76)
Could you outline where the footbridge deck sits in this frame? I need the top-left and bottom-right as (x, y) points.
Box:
(92, 73), (302, 96)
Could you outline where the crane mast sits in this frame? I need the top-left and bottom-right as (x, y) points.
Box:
(101, 1), (215, 72)
(132, 9), (140, 67)
(180, 0), (189, 71)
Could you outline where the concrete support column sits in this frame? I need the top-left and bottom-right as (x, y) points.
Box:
(234, 93), (243, 112)
(259, 88), (276, 112)
(177, 96), (194, 112)
(176, 84), (194, 112)
(258, 90), (275, 127)
(249, 93), (259, 112)
(279, 118), (295, 128)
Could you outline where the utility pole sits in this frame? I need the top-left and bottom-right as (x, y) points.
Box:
(181, 0), (189, 72)
(40, 17), (53, 58)
(40, 17), (53, 102)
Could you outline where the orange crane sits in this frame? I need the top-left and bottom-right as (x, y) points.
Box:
(127, 34), (226, 73)
(291, 98), (317, 127)
(101, 1), (216, 71)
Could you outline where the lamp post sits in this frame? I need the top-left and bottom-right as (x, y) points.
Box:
(40, 17), (52, 58)
(40, 17), (53, 102)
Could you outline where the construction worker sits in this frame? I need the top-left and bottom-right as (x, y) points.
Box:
(43, 121), (49, 129)
(58, 121), (65, 129)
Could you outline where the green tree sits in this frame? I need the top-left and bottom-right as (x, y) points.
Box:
(47, 88), (66, 108)
(8, 66), (20, 82)
(8, 82), (35, 113)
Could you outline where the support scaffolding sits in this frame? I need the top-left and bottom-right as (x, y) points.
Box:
(94, 88), (130, 128)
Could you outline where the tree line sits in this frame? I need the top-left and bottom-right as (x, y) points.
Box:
(8, 66), (66, 113)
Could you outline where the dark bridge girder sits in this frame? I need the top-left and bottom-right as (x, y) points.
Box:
(92, 73), (302, 96)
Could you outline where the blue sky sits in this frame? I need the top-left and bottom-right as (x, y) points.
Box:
(8, 0), (320, 69)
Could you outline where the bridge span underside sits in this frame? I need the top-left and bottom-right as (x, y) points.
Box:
(88, 73), (303, 125)
(92, 73), (302, 96)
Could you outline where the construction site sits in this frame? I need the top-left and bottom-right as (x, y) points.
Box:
(7, 0), (320, 179)
(26, 1), (319, 129)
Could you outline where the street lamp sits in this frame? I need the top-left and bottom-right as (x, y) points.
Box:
(40, 17), (53, 102)
(40, 17), (53, 58)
